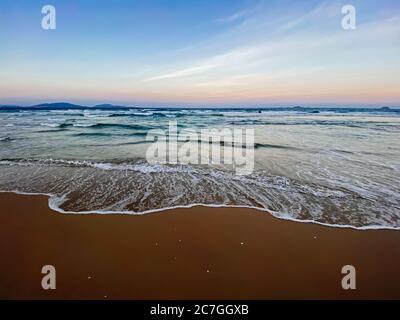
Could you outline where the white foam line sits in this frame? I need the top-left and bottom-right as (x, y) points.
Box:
(1, 189), (399, 231)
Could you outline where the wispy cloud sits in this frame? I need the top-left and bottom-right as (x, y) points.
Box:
(279, 1), (341, 31)
(144, 46), (262, 82)
(144, 65), (216, 81)
(215, 9), (249, 23)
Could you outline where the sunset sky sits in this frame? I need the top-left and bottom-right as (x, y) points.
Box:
(0, 0), (399, 107)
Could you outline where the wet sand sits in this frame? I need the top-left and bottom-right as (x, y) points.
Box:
(0, 192), (399, 300)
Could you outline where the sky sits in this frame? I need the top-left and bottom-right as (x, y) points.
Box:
(0, 0), (399, 107)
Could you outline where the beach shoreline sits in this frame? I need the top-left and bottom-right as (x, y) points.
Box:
(1, 192), (399, 299)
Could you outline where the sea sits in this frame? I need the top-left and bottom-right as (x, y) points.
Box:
(0, 104), (399, 229)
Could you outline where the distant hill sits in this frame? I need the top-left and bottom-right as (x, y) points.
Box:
(0, 102), (139, 111)
(29, 102), (86, 109)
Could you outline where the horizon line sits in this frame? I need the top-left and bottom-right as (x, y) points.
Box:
(1, 101), (399, 110)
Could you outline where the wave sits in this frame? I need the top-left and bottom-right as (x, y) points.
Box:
(1, 157), (399, 229)
(110, 111), (171, 117)
(73, 132), (116, 137)
(36, 128), (69, 133)
(227, 119), (366, 127)
(83, 140), (151, 147)
(73, 123), (95, 128)
(108, 113), (132, 117)
(0, 158), (194, 173)
(1, 183), (399, 232)
(72, 131), (148, 137)
(40, 122), (61, 128)
(104, 112), (175, 118)
(254, 143), (300, 150)
(1, 189), (398, 231)
(40, 122), (73, 128)
(76, 123), (153, 130)
(0, 190), (400, 231)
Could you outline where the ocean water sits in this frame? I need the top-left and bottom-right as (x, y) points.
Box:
(0, 105), (399, 229)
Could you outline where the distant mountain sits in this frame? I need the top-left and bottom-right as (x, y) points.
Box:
(0, 102), (139, 111)
(29, 102), (86, 109)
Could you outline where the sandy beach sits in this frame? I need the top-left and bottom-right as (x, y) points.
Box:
(0, 192), (399, 299)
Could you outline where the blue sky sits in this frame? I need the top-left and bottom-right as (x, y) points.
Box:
(0, 0), (399, 107)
